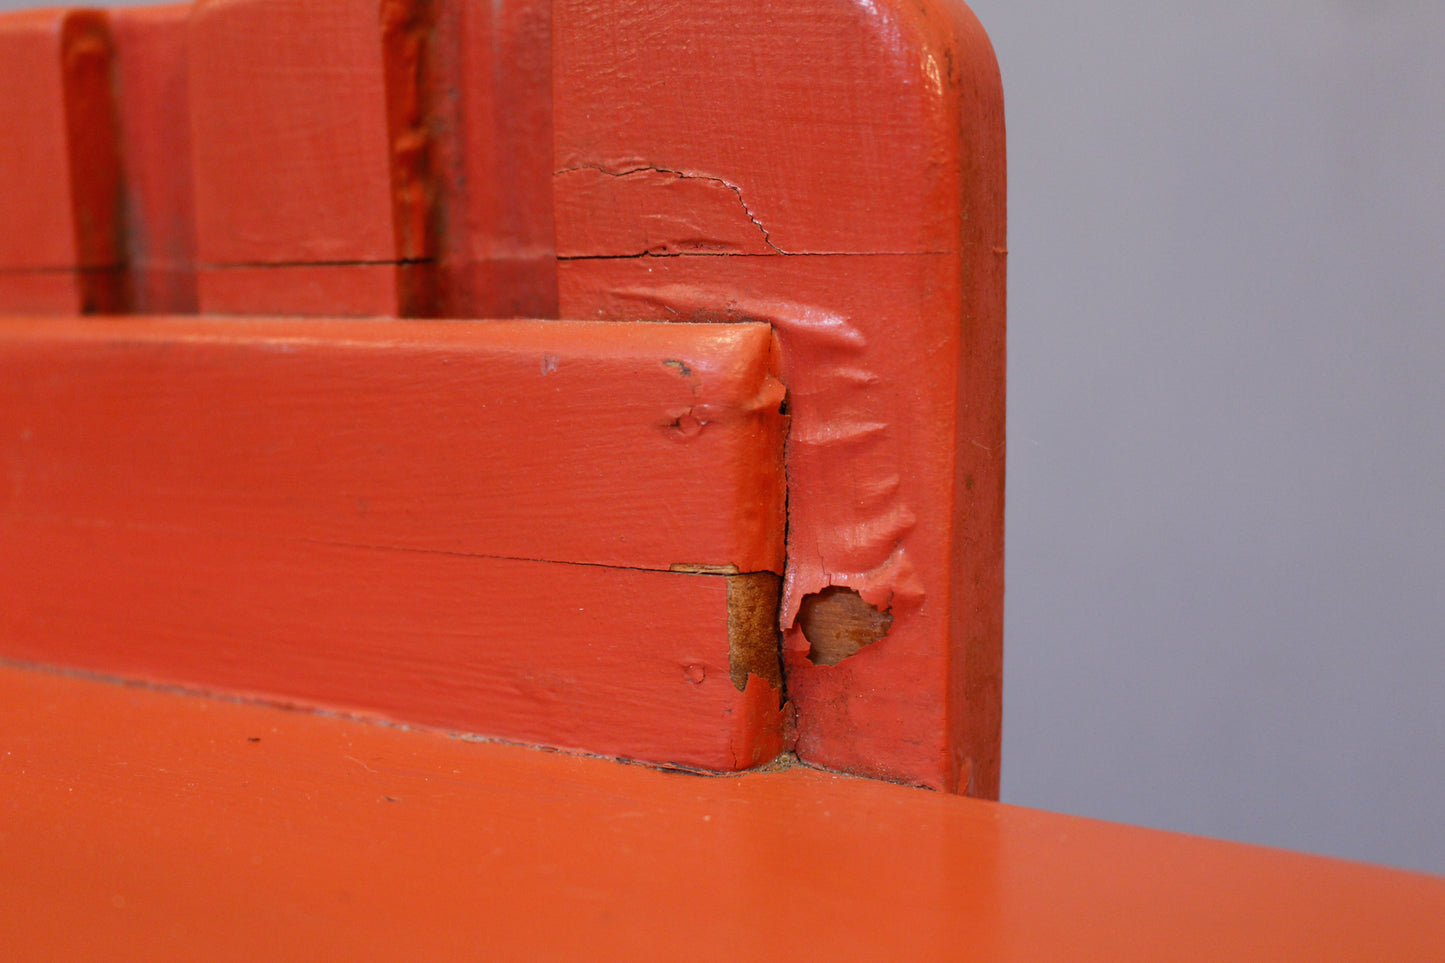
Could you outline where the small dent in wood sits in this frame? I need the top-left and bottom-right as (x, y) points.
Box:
(661, 409), (704, 438)
(797, 586), (893, 666)
(660, 358), (706, 438)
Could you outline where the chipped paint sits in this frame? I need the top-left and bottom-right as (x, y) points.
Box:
(587, 282), (924, 631)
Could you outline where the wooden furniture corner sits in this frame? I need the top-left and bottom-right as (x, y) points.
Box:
(5, 2), (1441, 959)
(0, 0), (1006, 793)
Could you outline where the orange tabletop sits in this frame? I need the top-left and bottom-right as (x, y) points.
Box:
(2, 662), (1441, 961)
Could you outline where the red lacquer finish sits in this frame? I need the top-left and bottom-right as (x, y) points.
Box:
(4, 666), (1443, 962)
(0, 317), (787, 769)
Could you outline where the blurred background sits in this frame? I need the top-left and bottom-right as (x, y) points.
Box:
(964, 0), (1445, 873)
(5, 0), (1439, 873)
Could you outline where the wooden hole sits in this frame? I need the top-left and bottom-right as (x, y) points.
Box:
(797, 586), (892, 667)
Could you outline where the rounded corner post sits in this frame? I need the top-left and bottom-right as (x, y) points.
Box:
(552, 0), (1006, 792)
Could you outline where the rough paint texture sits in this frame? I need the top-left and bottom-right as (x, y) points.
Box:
(188, 0), (395, 267)
(555, 166), (778, 256)
(0, 318), (787, 770)
(0, 8), (126, 312)
(0, 0), (1004, 793)
(550, 0), (1006, 794)
(188, 0), (558, 317)
(111, 5), (198, 313)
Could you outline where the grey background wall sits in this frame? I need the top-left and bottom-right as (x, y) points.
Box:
(4, 0), (1440, 873)
(965, 0), (1445, 874)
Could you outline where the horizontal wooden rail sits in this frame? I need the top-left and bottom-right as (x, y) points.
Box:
(0, 316), (787, 770)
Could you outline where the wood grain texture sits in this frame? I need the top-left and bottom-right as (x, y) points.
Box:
(560, 249), (1003, 794)
(0, 8), (126, 312)
(188, 0), (398, 313)
(0, 0), (1006, 793)
(0, 528), (784, 770)
(0, 9), (75, 276)
(111, 4), (197, 313)
(408, 0), (558, 318)
(552, 0), (966, 256)
(0, 316), (784, 570)
(189, 0), (557, 318)
(551, 0), (1007, 795)
(4, 665), (1444, 962)
(0, 316), (786, 768)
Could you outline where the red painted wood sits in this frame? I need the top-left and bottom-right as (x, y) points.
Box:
(191, 262), (406, 318)
(111, 4), (197, 313)
(189, 0), (557, 319)
(188, 0), (399, 314)
(426, 0), (557, 318)
(0, 0), (1005, 793)
(0, 8), (126, 312)
(380, 0), (558, 318)
(0, 529), (784, 770)
(0, 316), (783, 570)
(5, 665), (1444, 961)
(0, 316), (786, 769)
(551, 0), (1006, 794)
(559, 254), (975, 786)
(0, 10), (74, 279)
(0, 272), (82, 313)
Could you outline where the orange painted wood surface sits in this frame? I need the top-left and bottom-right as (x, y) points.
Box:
(0, 317), (786, 769)
(0, 0), (1006, 794)
(4, 664), (1443, 962)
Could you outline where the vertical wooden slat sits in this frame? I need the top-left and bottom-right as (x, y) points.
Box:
(550, 0), (1006, 794)
(0, 8), (127, 313)
(188, 0), (399, 315)
(188, 0), (559, 319)
(60, 10), (129, 313)
(111, 3), (198, 313)
(429, 0), (558, 318)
